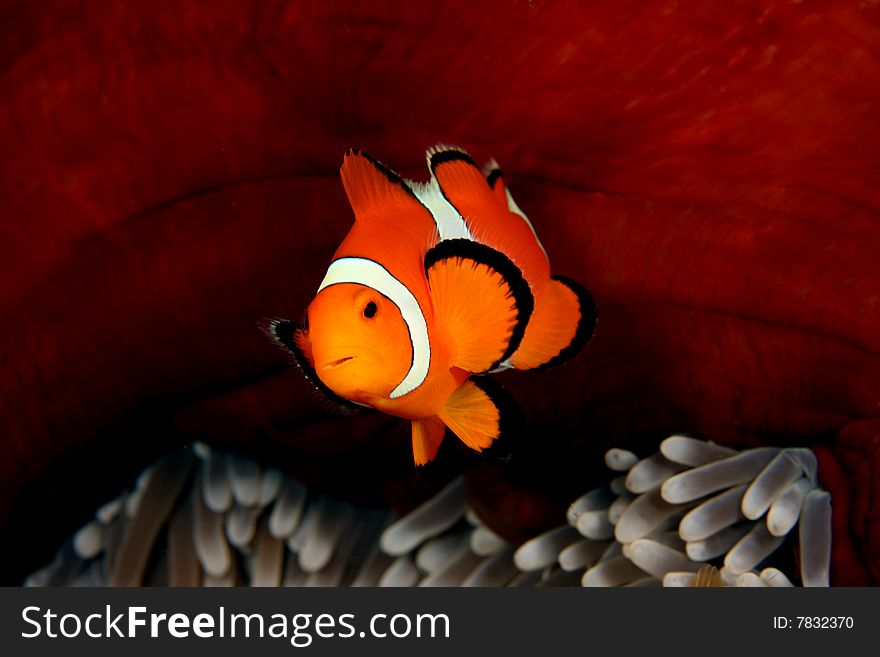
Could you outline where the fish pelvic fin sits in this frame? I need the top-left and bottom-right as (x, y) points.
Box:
(411, 416), (447, 466)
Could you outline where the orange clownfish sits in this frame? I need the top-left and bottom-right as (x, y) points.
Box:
(264, 145), (596, 466)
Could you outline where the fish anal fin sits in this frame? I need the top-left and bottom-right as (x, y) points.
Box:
(438, 378), (519, 459)
(439, 379), (501, 453)
(340, 149), (425, 224)
(426, 239), (533, 373)
(411, 416), (446, 466)
(510, 275), (597, 370)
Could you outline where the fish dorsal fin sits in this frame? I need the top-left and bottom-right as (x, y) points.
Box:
(427, 145), (506, 221)
(438, 377), (517, 456)
(483, 158), (509, 207)
(340, 149), (426, 224)
(411, 416), (447, 466)
(425, 239), (533, 373)
(259, 318), (360, 413)
(484, 157), (550, 262)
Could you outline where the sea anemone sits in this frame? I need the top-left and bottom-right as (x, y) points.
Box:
(25, 435), (830, 588)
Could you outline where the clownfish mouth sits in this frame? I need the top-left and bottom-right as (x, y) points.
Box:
(322, 356), (354, 369)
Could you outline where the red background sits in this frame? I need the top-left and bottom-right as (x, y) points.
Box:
(0, 0), (878, 584)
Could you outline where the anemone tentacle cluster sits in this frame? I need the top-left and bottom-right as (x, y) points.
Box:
(24, 436), (830, 587)
(551, 436), (830, 587)
(25, 444), (393, 587)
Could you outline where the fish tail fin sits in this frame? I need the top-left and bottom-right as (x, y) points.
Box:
(438, 377), (518, 460)
(411, 416), (447, 466)
(509, 275), (597, 370)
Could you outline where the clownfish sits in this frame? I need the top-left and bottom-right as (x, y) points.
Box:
(263, 145), (596, 466)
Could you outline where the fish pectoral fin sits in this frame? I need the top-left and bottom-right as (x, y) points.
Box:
(411, 417), (447, 466)
(340, 149), (427, 224)
(258, 317), (360, 413)
(509, 275), (597, 371)
(259, 317), (310, 361)
(425, 239), (534, 373)
(438, 378), (517, 458)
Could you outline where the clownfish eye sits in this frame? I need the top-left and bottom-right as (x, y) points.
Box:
(363, 301), (378, 319)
